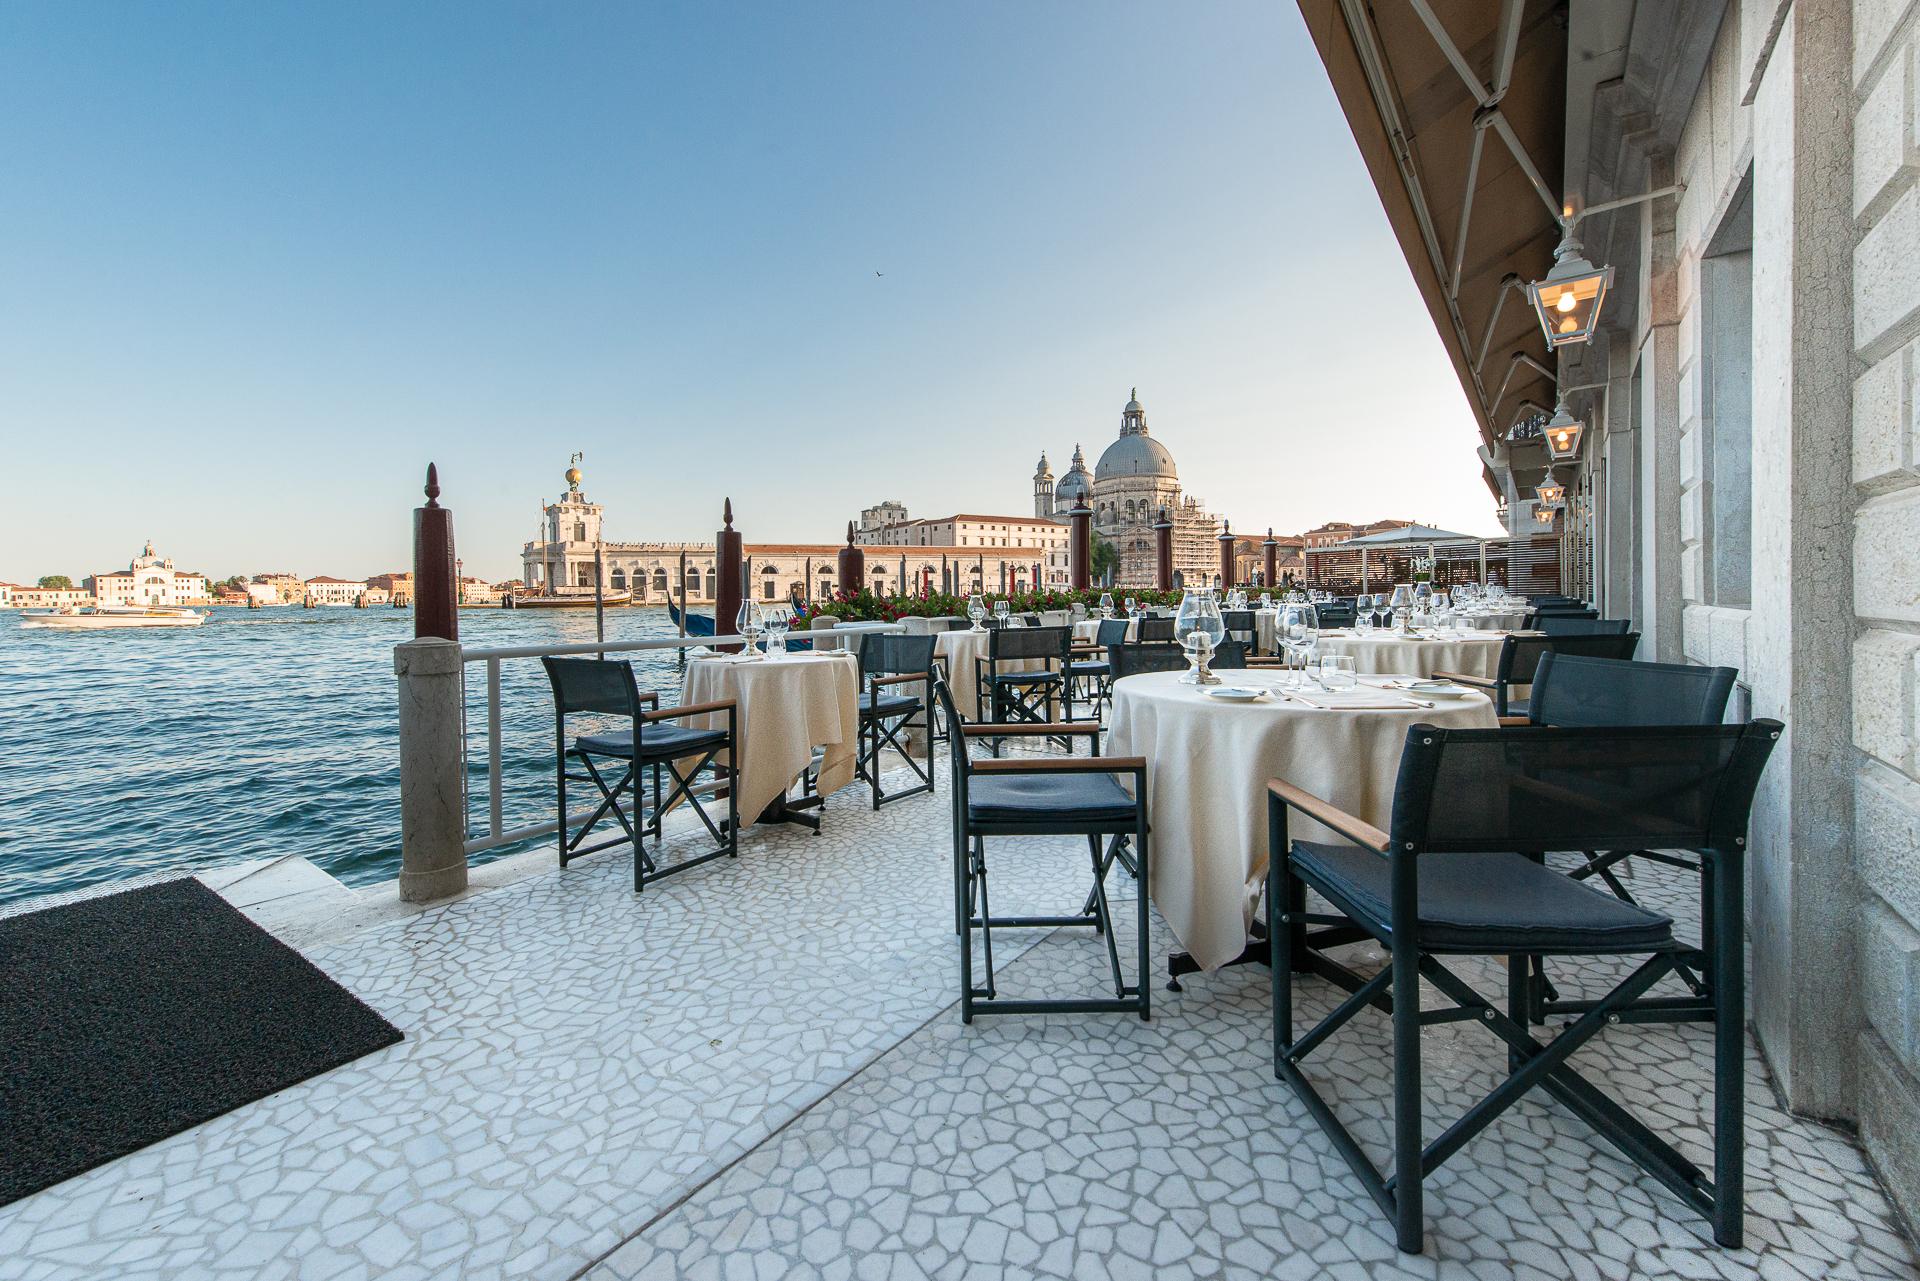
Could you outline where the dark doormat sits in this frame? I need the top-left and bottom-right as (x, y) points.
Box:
(0, 877), (402, 1206)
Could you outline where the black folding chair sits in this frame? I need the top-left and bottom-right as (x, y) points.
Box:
(1539, 616), (1633, 636)
(974, 625), (1072, 736)
(540, 656), (738, 892)
(1071, 618), (1130, 712)
(1435, 632), (1641, 718)
(855, 634), (938, 809)
(1222, 610), (1257, 648)
(1316, 600), (1357, 630)
(1268, 720), (1780, 1253)
(1107, 640), (1190, 679)
(933, 678), (1150, 1021)
(1138, 616), (1177, 642)
(1533, 605), (1599, 621)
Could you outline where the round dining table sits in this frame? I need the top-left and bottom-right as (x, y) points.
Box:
(678, 650), (860, 825)
(1071, 616), (1140, 645)
(1460, 609), (1529, 631)
(1312, 628), (1509, 680)
(1106, 669), (1496, 972)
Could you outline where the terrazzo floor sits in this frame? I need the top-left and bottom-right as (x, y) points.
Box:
(1, 754), (1914, 1281)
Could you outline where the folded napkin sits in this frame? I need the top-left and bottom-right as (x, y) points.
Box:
(1290, 686), (1432, 710)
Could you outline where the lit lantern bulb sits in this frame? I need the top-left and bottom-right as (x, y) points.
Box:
(1558, 316), (1577, 334)
(1556, 291), (1577, 313)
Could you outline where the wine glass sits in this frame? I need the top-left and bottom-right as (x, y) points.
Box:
(1124, 595), (1137, 619)
(766, 611), (790, 655)
(735, 600), (761, 659)
(1174, 588), (1225, 684)
(992, 599), (1010, 628)
(1279, 603), (1316, 688)
(1098, 591), (1114, 619)
(968, 593), (987, 631)
(1389, 584), (1414, 632)
(1354, 594), (1374, 633)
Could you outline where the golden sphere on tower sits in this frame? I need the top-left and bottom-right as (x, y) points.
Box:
(565, 466), (583, 487)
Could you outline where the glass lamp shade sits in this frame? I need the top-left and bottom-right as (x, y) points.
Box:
(1536, 476), (1567, 505)
(1528, 236), (1613, 348)
(1544, 405), (1586, 460)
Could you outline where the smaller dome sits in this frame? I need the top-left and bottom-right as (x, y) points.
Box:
(565, 466), (583, 487)
(1125, 387), (1142, 413)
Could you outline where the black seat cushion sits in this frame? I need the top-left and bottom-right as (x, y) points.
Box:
(968, 772), (1137, 824)
(1069, 661), (1111, 676)
(858, 690), (921, 716)
(1290, 842), (1673, 954)
(577, 723), (728, 761)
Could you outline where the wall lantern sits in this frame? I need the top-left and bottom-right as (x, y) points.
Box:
(1527, 232), (1612, 348)
(1535, 471), (1567, 506)
(1543, 400), (1585, 460)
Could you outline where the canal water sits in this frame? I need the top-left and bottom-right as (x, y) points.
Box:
(0, 605), (701, 908)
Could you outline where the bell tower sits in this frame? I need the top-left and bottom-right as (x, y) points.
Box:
(1033, 452), (1055, 519)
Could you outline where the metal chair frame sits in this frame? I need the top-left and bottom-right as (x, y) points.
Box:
(974, 625), (1074, 742)
(1435, 631), (1642, 717)
(855, 634), (938, 810)
(541, 656), (739, 893)
(933, 678), (1151, 1021)
(1267, 721), (1779, 1254)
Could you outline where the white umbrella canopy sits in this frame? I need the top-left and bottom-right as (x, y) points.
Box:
(1331, 523), (1477, 548)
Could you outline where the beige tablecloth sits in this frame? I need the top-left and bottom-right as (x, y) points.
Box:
(679, 651), (859, 821)
(1107, 670), (1496, 971)
(1072, 617), (1140, 645)
(1314, 630), (1507, 680)
(1461, 610), (1528, 631)
(935, 628), (1052, 720)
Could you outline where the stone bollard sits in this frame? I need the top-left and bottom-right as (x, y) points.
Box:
(395, 637), (469, 902)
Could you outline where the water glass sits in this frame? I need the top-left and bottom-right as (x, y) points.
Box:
(1318, 654), (1357, 691)
(968, 594), (987, 630)
(1099, 591), (1114, 619)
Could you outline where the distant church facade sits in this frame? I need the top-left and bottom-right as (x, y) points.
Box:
(1032, 390), (1223, 588)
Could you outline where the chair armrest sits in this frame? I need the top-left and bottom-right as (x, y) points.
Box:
(645, 698), (737, 722)
(636, 692), (660, 709)
(960, 722), (1101, 738)
(869, 672), (930, 687)
(1267, 779), (1390, 853)
(970, 755), (1145, 775)
(1496, 715), (1531, 727)
(1432, 671), (1496, 689)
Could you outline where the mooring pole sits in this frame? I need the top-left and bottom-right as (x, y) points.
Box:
(715, 499), (744, 652)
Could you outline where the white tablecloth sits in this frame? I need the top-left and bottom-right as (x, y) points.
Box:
(1072, 617), (1140, 645)
(934, 629), (1055, 720)
(1313, 630), (1508, 680)
(1461, 609), (1528, 631)
(679, 651), (859, 821)
(1106, 670), (1496, 971)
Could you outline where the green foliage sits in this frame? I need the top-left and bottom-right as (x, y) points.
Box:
(36, 575), (72, 590)
(796, 585), (1187, 625)
(1090, 532), (1120, 581)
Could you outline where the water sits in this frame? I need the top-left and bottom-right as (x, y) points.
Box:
(0, 605), (699, 908)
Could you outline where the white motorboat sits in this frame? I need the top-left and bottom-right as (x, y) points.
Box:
(20, 604), (207, 630)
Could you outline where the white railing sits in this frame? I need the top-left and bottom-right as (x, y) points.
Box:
(454, 624), (903, 857)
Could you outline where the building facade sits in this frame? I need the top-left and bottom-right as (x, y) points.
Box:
(854, 506), (1071, 588)
(252, 573), (305, 604)
(86, 542), (210, 607)
(1032, 391), (1226, 587)
(304, 576), (366, 607)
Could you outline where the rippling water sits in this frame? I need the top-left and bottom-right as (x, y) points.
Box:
(0, 605), (698, 908)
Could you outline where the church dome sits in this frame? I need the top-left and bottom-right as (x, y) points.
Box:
(1096, 433), (1176, 482)
(1054, 443), (1093, 504)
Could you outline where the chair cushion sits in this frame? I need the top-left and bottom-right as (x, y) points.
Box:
(1069, 661), (1111, 676)
(859, 690), (921, 716)
(968, 772), (1138, 824)
(577, 723), (729, 761)
(1290, 842), (1673, 954)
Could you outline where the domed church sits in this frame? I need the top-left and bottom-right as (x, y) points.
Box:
(1032, 389), (1224, 587)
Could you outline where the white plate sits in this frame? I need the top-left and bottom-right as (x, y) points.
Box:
(1206, 686), (1267, 702)
(1407, 681), (1476, 699)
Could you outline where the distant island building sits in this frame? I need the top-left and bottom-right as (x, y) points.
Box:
(1031, 390), (1225, 587)
(304, 576), (367, 607)
(85, 541), (210, 608)
(519, 463), (1068, 605)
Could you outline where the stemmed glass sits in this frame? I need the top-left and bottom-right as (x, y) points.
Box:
(735, 600), (762, 659)
(1098, 592), (1115, 619)
(968, 593), (987, 631)
(1355, 594), (1374, 634)
(1389, 584), (1414, 632)
(1279, 603), (1318, 688)
(992, 599), (1010, 628)
(1174, 588), (1225, 684)
(1124, 595), (1138, 618)
(766, 611), (790, 655)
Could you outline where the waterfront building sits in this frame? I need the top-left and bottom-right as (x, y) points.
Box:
(0, 582), (14, 607)
(457, 576), (499, 605)
(853, 506), (1071, 588)
(252, 572), (305, 604)
(522, 464), (1068, 603)
(1032, 390), (1227, 587)
(303, 576), (366, 607)
(365, 572), (413, 606)
(84, 541), (210, 608)
(10, 586), (95, 608)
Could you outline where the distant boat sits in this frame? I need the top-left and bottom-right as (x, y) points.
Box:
(21, 605), (206, 630)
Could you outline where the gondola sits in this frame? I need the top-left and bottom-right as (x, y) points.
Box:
(667, 598), (812, 649)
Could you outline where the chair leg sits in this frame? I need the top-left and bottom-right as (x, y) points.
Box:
(1088, 835), (1124, 997)
(1391, 933), (1424, 1254)
(1711, 855), (1744, 1248)
(556, 748), (569, 866)
(1134, 821), (1151, 1021)
(957, 829), (974, 1023)
(974, 836), (995, 999)
(1508, 954), (1528, 1076)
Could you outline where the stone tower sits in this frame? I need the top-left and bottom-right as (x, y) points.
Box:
(1033, 452), (1055, 519)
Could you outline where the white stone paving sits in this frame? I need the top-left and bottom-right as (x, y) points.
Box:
(1, 754), (1914, 1281)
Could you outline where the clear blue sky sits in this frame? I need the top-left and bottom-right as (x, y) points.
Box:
(0, 0), (1498, 584)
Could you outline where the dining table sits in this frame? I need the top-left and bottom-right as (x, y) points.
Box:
(933, 627), (1055, 721)
(1459, 608), (1530, 631)
(1071, 616), (1140, 645)
(1311, 628), (1510, 680)
(677, 649), (860, 829)
(1105, 668), (1497, 976)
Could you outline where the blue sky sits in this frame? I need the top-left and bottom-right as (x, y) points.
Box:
(0, 1), (1498, 583)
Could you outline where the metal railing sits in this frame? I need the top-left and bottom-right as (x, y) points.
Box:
(454, 624), (903, 857)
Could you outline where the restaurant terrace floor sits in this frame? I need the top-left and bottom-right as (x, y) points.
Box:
(2, 750), (1912, 1281)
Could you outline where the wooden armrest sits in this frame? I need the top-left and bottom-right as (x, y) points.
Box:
(1267, 778), (1390, 853)
(1496, 715), (1531, 727)
(636, 692), (660, 708)
(970, 755), (1145, 775)
(960, 722), (1102, 737)
(645, 698), (737, 721)
(869, 672), (930, 687)
(1432, 671), (1496, 689)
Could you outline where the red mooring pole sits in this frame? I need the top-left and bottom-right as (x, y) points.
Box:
(414, 463), (458, 642)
